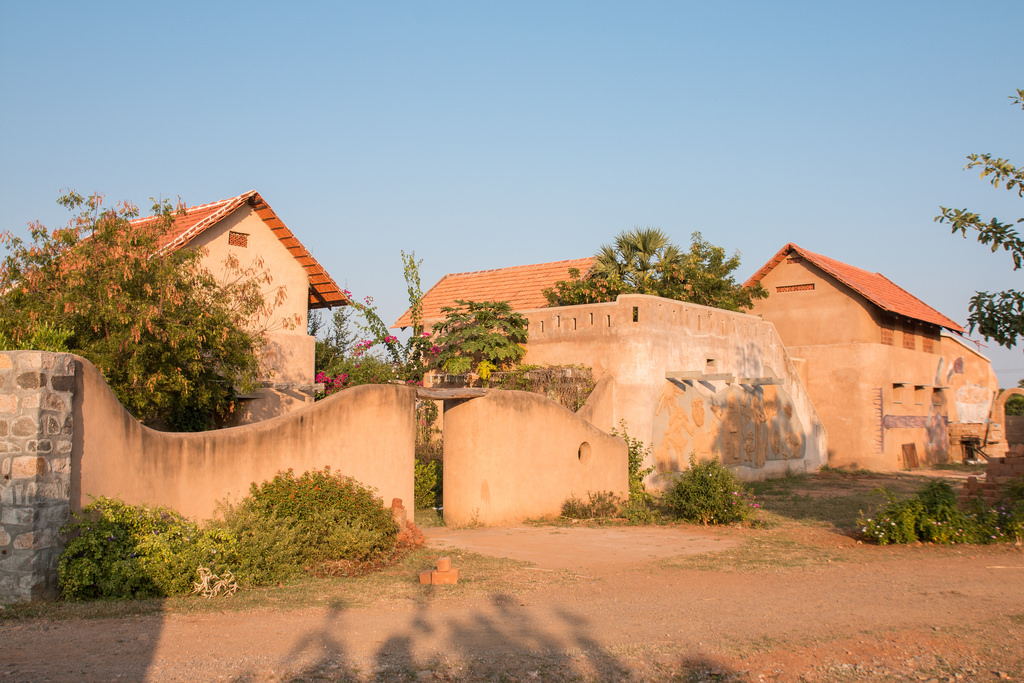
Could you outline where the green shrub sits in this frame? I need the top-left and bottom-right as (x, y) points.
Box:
(665, 456), (758, 525)
(414, 399), (443, 511)
(561, 491), (622, 519)
(415, 460), (442, 510)
(212, 501), (308, 586)
(59, 469), (401, 600)
(621, 496), (658, 525)
(860, 493), (929, 545)
(58, 497), (235, 600)
(610, 421), (656, 524)
(859, 479), (1023, 545)
(239, 467), (399, 565)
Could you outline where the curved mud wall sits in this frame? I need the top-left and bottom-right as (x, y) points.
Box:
(443, 389), (627, 526)
(71, 356), (415, 521)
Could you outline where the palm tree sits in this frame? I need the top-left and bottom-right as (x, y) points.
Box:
(593, 227), (684, 294)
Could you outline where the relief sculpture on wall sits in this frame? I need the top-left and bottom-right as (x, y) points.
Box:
(652, 379), (805, 473)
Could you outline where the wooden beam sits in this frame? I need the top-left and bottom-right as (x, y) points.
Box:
(665, 371), (702, 380)
(665, 371), (735, 382)
(417, 388), (486, 400)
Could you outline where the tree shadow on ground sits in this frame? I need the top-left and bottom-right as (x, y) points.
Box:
(229, 588), (746, 681)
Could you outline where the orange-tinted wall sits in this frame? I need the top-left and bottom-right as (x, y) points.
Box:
(72, 356), (415, 521)
(749, 261), (998, 470)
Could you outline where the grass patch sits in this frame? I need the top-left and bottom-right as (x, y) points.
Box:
(662, 532), (849, 572)
(415, 507), (445, 528)
(931, 462), (987, 473)
(748, 470), (955, 532)
(0, 548), (544, 622)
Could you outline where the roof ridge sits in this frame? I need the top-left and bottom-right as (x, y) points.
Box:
(132, 190), (348, 309)
(442, 257), (594, 279)
(747, 242), (963, 333)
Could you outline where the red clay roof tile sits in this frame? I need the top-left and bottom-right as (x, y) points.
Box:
(133, 190), (349, 310)
(745, 243), (963, 333)
(393, 257), (595, 328)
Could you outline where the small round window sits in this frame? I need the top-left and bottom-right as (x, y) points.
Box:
(577, 441), (592, 466)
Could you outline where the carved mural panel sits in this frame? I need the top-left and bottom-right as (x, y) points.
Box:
(652, 380), (805, 472)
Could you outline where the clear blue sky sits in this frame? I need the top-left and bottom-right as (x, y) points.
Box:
(2, 2), (1022, 383)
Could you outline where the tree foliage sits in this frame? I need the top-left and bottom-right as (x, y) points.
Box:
(936, 89), (1024, 348)
(309, 306), (355, 376)
(544, 228), (766, 311)
(0, 192), (266, 430)
(431, 300), (528, 376)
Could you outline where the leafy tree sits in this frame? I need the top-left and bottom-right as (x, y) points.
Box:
(431, 300), (528, 377)
(593, 227), (685, 294)
(544, 229), (766, 311)
(309, 306), (355, 376)
(1006, 378), (1024, 417)
(936, 89), (1024, 348)
(0, 192), (265, 430)
(541, 266), (622, 307)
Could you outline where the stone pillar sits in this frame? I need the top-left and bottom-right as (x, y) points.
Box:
(0, 351), (75, 602)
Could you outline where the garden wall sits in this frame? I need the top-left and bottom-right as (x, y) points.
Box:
(442, 389), (627, 526)
(0, 351), (416, 603)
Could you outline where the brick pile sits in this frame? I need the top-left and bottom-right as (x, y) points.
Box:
(959, 447), (1024, 507)
(390, 498), (425, 549)
(419, 556), (459, 585)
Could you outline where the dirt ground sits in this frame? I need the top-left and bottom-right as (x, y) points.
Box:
(4, 515), (1024, 682)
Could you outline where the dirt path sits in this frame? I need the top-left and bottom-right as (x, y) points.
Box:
(423, 524), (739, 570)
(3, 525), (1024, 682)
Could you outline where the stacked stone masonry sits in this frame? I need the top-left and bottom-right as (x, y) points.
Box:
(0, 351), (75, 602)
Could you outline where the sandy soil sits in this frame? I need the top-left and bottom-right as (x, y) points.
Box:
(3, 521), (1024, 682)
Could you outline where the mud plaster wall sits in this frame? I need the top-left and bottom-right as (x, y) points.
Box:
(519, 294), (828, 482)
(189, 206), (317, 424)
(72, 355), (415, 522)
(442, 389), (627, 527)
(653, 381), (805, 473)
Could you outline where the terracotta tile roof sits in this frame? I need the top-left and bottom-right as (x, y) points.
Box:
(393, 257), (596, 328)
(134, 190), (349, 310)
(745, 243), (964, 333)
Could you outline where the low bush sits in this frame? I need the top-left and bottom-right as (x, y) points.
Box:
(561, 491), (622, 519)
(414, 400), (443, 511)
(58, 497), (236, 600)
(236, 468), (399, 566)
(414, 460), (442, 510)
(58, 468), (400, 600)
(859, 478), (1024, 545)
(665, 456), (759, 525)
(609, 421), (657, 525)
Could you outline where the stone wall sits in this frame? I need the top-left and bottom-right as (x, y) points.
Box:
(0, 352), (76, 602)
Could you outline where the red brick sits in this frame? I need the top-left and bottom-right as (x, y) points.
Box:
(430, 569), (459, 585)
